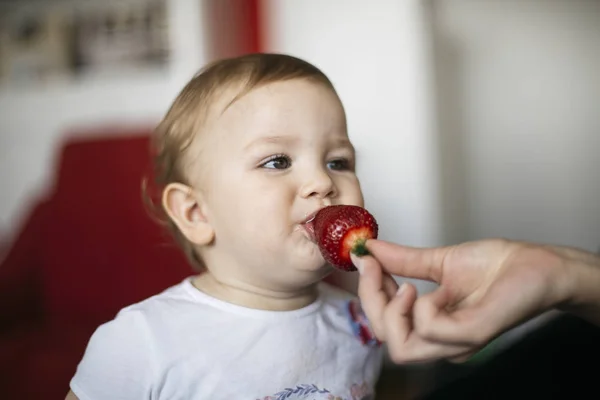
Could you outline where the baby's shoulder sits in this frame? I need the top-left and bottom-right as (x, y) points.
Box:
(112, 277), (220, 331)
(70, 278), (206, 398)
(118, 277), (198, 313)
(89, 278), (195, 339)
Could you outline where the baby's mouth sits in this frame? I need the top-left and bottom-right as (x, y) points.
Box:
(301, 213), (318, 243)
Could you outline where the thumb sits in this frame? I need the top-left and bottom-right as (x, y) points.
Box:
(366, 239), (449, 283)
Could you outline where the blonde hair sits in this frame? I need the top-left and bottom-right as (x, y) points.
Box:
(144, 53), (338, 270)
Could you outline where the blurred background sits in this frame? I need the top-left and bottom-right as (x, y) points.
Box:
(0, 0), (599, 398)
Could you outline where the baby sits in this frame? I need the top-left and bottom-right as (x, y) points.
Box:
(67, 53), (383, 400)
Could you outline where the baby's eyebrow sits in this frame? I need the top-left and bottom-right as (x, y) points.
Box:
(244, 135), (298, 150)
(331, 138), (356, 153)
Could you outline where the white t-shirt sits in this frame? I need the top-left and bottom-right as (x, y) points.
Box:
(70, 277), (384, 400)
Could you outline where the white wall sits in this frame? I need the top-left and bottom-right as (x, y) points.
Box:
(0, 0), (207, 242)
(432, 0), (600, 253)
(429, 0), (600, 354)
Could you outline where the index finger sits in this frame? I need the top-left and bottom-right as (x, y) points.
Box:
(365, 239), (449, 283)
(355, 254), (398, 340)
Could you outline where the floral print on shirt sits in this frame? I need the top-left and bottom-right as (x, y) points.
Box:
(257, 382), (373, 400)
(345, 298), (381, 347)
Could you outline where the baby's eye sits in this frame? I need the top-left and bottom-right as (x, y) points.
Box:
(327, 158), (351, 171)
(261, 155), (292, 170)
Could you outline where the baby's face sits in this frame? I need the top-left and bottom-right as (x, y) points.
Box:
(192, 79), (364, 290)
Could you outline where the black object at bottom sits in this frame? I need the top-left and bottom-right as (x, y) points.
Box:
(420, 314), (600, 399)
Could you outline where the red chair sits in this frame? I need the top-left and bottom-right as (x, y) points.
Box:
(0, 127), (192, 399)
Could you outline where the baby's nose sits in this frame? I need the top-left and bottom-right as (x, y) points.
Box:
(300, 168), (336, 199)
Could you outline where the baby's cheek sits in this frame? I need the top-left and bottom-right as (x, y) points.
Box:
(342, 186), (364, 207)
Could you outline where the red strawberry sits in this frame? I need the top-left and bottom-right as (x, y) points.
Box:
(312, 205), (378, 272)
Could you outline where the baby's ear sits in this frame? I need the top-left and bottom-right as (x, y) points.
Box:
(162, 183), (215, 245)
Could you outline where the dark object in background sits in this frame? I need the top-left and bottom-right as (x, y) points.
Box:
(420, 314), (600, 399)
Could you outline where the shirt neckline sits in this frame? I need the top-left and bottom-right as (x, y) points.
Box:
(181, 276), (325, 320)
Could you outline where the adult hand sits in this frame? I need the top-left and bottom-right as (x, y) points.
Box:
(354, 238), (600, 364)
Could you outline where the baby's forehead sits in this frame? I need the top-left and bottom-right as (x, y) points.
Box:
(201, 81), (281, 133)
(198, 79), (346, 149)
(220, 80), (342, 122)
(204, 82), (251, 121)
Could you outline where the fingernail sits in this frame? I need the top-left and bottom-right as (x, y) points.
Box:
(350, 253), (364, 274)
(396, 283), (408, 297)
